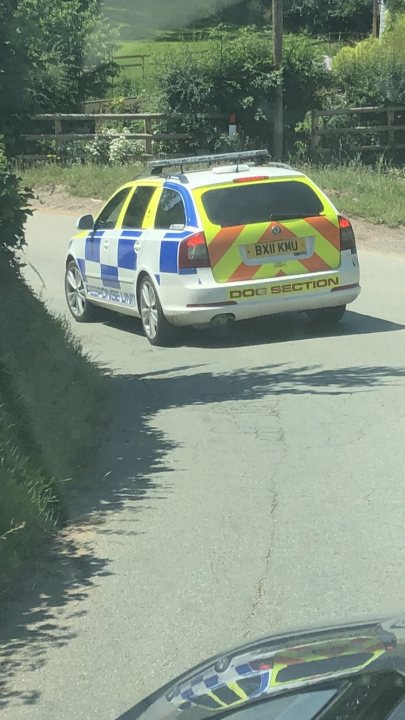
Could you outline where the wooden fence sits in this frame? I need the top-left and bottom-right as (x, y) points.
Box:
(311, 105), (405, 159)
(18, 112), (226, 163)
(114, 54), (149, 80)
(82, 96), (139, 114)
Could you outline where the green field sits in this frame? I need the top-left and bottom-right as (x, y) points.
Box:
(113, 36), (219, 89)
(113, 32), (342, 88)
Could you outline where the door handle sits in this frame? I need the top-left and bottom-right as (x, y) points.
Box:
(134, 241), (142, 253)
(103, 241), (110, 250)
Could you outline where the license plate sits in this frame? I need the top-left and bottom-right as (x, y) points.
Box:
(245, 238), (307, 259)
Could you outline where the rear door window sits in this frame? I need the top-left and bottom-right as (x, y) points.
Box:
(201, 181), (324, 227)
(122, 186), (156, 229)
(155, 188), (186, 229)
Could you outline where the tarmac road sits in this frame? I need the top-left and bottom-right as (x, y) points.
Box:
(1, 211), (405, 720)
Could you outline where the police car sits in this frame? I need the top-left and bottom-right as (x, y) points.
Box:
(65, 150), (360, 346)
(166, 632), (395, 713)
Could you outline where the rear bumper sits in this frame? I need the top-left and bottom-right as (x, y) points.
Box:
(166, 285), (360, 326)
(162, 253), (360, 327)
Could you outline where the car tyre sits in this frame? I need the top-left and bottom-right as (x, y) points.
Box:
(139, 275), (178, 347)
(65, 260), (98, 322)
(306, 304), (346, 327)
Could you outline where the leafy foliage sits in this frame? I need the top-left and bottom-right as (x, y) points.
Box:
(156, 29), (329, 155)
(333, 17), (405, 105)
(387, 0), (405, 16)
(84, 127), (144, 164)
(16, 0), (118, 111)
(0, 0), (31, 154)
(0, 4), (31, 260)
(0, 142), (32, 264)
(203, 0), (375, 34)
(283, 0), (373, 34)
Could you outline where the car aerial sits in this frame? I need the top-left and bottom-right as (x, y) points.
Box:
(65, 150), (361, 346)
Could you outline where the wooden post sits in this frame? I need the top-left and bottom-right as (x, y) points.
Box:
(387, 108), (394, 150)
(379, 0), (387, 39)
(311, 110), (321, 162)
(54, 117), (63, 159)
(272, 0), (284, 160)
(372, 0), (379, 37)
(144, 117), (153, 155)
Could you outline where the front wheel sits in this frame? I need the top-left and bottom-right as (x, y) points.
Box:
(139, 275), (178, 346)
(306, 304), (346, 327)
(65, 260), (98, 322)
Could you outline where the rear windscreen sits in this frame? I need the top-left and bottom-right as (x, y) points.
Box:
(276, 652), (373, 683)
(201, 181), (324, 227)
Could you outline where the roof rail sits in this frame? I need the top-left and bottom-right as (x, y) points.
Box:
(148, 150), (269, 175)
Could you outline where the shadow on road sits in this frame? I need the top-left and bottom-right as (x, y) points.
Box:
(100, 309), (405, 349)
(0, 374), (175, 709)
(2, 353), (405, 707)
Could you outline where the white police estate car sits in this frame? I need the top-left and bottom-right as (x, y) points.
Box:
(65, 150), (360, 345)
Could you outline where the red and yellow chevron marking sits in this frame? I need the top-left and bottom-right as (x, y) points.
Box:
(193, 179), (341, 284)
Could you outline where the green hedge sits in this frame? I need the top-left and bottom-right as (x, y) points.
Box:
(333, 17), (405, 105)
(155, 29), (330, 155)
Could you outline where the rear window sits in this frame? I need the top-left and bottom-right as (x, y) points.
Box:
(201, 181), (324, 227)
(275, 651), (373, 683)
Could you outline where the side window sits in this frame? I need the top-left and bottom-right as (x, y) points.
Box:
(96, 188), (130, 230)
(155, 189), (186, 230)
(122, 186), (156, 229)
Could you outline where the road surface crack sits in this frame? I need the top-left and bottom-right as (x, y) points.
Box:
(244, 491), (278, 637)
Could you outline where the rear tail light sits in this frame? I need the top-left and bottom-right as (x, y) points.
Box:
(178, 232), (210, 270)
(339, 216), (357, 254)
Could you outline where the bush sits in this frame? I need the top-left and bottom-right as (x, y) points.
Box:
(283, 0), (372, 34)
(156, 28), (329, 156)
(16, 0), (118, 112)
(333, 17), (405, 105)
(0, 139), (32, 267)
(84, 127), (144, 164)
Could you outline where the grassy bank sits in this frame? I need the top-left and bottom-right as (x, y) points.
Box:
(20, 163), (405, 227)
(21, 163), (144, 202)
(0, 262), (104, 591)
(307, 164), (405, 227)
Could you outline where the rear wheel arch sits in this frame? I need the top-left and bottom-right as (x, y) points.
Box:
(136, 270), (150, 312)
(137, 273), (178, 346)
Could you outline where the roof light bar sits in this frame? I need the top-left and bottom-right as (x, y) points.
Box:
(148, 150), (269, 174)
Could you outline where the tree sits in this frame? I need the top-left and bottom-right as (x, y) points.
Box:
(0, 1), (32, 265)
(0, 0), (30, 152)
(387, 0), (405, 15)
(283, 0), (373, 34)
(15, 0), (118, 111)
(208, 0), (377, 34)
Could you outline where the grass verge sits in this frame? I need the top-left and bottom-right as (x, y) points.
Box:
(20, 163), (143, 202)
(19, 162), (405, 226)
(0, 261), (104, 592)
(305, 164), (405, 227)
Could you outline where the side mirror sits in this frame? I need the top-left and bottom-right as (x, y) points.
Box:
(77, 214), (94, 231)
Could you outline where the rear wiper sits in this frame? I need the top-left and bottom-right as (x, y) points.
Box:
(269, 213), (321, 220)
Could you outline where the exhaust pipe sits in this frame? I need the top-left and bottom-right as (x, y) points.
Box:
(210, 313), (236, 327)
